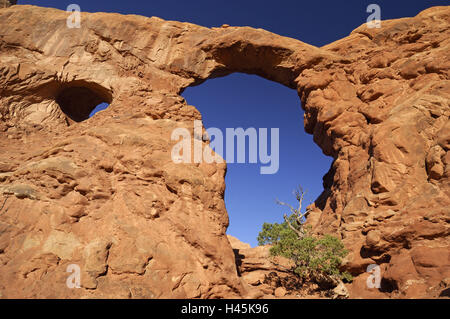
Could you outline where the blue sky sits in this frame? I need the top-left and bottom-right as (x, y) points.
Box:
(21, 0), (449, 246)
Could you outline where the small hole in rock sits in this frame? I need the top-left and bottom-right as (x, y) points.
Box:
(55, 83), (112, 123)
(379, 278), (398, 293)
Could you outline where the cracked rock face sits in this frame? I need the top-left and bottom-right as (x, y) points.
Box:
(0, 5), (449, 298)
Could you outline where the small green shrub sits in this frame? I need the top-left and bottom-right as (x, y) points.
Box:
(258, 187), (352, 284)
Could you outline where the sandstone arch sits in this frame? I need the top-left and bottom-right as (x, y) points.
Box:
(0, 5), (449, 298)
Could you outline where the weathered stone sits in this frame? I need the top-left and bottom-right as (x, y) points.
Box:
(0, 5), (449, 299)
(332, 282), (349, 299)
(42, 231), (81, 260)
(366, 230), (381, 248)
(227, 235), (251, 250)
(274, 287), (287, 298)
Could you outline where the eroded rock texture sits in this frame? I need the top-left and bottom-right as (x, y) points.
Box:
(0, 5), (448, 298)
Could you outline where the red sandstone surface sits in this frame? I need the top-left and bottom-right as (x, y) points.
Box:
(0, 4), (448, 298)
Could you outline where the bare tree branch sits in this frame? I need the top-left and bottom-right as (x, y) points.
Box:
(277, 197), (309, 221)
(276, 186), (312, 239)
(283, 213), (303, 238)
(276, 199), (296, 215)
(294, 186), (306, 225)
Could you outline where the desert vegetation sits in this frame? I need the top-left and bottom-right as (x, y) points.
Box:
(258, 187), (352, 293)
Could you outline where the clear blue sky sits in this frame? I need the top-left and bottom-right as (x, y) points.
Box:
(21, 0), (449, 246)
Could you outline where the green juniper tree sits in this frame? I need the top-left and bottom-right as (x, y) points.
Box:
(258, 187), (352, 288)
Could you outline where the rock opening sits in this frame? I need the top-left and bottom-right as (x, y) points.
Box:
(55, 82), (112, 122)
(182, 73), (333, 247)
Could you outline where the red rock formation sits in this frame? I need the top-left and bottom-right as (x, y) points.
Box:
(0, 5), (448, 298)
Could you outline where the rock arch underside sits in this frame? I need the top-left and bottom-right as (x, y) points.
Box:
(0, 5), (449, 299)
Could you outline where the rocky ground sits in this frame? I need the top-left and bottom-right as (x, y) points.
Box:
(228, 235), (349, 299)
